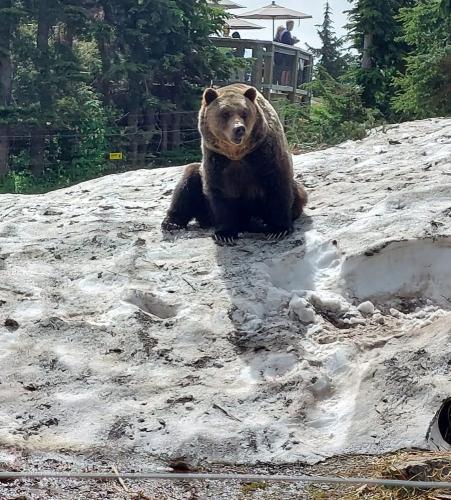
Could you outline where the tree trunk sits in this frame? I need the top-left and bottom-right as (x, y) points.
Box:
(56, 21), (74, 49)
(141, 108), (156, 166)
(127, 82), (140, 166)
(171, 112), (181, 150)
(137, 108), (154, 167)
(96, 36), (112, 105)
(36, 1), (53, 110)
(0, 126), (10, 177)
(362, 32), (373, 70)
(31, 0), (54, 177)
(161, 114), (169, 153)
(0, 41), (12, 105)
(30, 129), (46, 178)
(96, 1), (114, 106)
(0, 0), (13, 176)
(127, 109), (139, 167)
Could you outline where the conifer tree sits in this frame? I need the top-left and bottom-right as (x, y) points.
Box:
(345, 0), (414, 115)
(0, 0), (22, 176)
(0, 0), (233, 184)
(392, 0), (451, 118)
(307, 2), (347, 79)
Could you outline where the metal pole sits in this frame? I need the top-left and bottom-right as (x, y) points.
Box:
(0, 471), (449, 489)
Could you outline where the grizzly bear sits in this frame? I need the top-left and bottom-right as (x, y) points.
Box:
(161, 83), (307, 243)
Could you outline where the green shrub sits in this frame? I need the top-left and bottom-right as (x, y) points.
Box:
(275, 69), (382, 151)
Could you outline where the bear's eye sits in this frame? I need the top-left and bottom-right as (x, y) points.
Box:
(241, 110), (249, 120)
(222, 111), (231, 120)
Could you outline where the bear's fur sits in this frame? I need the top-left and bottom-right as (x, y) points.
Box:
(161, 162), (213, 230)
(161, 83), (307, 241)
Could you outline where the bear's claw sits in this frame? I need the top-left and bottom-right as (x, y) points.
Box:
(213, 232), (238, 245)
(265, 230), (290, 241)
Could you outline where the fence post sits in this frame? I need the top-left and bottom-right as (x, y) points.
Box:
(262, 45), (274, 99)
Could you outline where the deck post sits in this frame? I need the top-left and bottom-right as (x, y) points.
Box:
(208, 37), (312, 103)
(305, 54), (314, 104)
(262, 46), (274, 100)
(289, 50), (301, 103)
(250, 45), (263, 91)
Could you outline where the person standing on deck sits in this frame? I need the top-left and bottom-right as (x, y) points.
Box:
(279, 20), (299, 85)
(273, 25), (285, 84)
(232, 32), (245, 58)
(231, 31), (246, 82)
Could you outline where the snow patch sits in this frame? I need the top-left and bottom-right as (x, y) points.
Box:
(341, 237), (451, 307)
(357, 301), (375, 316)
(0, 118), (450, 469)
(122, 289), (180, 318)
(267, 232), (341, 293)
(289, 296), (316, 323)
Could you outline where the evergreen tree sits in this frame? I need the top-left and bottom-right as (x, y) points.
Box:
(392, 0), (451, 118)
(29, 0), (60, 177)
(307, 2), (347, 79)
(88, 0), (229, 165)
(345, 0), (415, 115)
(0, 0), (22, 176)
(0, 0), (234, 187)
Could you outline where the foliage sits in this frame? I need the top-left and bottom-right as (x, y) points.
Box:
(1, 0), (450, 193)
(307, 2), (348, 80)
(0, 0), (235, 191)
(277, 69), (381, 150)
(392, 0), (451, 118)
(345, 0), (415, 116)
(47, 84), (113, 184)
(240, 482), (269, 494)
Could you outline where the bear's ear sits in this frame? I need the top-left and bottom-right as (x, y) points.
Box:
(244, 87), (257, 103)
(203, 88), (219, 106)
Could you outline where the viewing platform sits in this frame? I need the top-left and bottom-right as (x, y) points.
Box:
(209, 36), (314, 103)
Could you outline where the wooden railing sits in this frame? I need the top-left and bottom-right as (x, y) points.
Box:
(209, 37), (313, 103)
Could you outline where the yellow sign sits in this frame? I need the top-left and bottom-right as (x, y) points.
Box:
(109, 152), (123, 160)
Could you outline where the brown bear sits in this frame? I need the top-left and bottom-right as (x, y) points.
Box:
(161, 83), (307, 243)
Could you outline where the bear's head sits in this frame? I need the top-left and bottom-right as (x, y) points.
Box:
(199, 85), (266, 160)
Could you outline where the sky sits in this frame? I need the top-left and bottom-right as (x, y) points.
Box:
(227, 0), (350, 51)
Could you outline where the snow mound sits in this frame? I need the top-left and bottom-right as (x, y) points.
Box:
(341, 237), (451, 307)
(0, 118), (450, 470)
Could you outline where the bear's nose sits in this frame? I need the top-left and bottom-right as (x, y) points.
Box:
(233, 125), (246, 140)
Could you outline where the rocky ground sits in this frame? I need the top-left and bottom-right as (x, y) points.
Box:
(0, 117), (450, 498)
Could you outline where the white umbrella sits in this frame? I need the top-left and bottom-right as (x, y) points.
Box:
(238, 1), (311, 38)
(226, 18), (264, 30)
(208, 0), (244, 9)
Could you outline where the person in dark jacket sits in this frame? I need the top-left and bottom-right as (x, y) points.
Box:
(230, 31), (246, 81)
(279, 20), (299, 85)
(273, 25), (285, 84)
(232, 31), (245, 58)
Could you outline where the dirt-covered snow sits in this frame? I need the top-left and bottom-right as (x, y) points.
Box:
(0, 118), (450, 483)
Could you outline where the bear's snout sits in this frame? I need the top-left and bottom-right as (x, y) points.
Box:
(232, 125), (246, 143)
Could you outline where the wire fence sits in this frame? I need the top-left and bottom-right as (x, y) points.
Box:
(0, 120), (203, 182)
(0, 129), (200, 140)
(0, 109), (203, 181)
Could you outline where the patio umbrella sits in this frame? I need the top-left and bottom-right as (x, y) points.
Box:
(238, 1), (311, 38)
(208, 0), (244, 9)
(226, 18), (264, 30)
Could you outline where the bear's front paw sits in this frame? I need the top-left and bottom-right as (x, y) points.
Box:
(265, 226), (293, 241)
(161, 218), (185, 231)
(213, 230), (238, 245)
